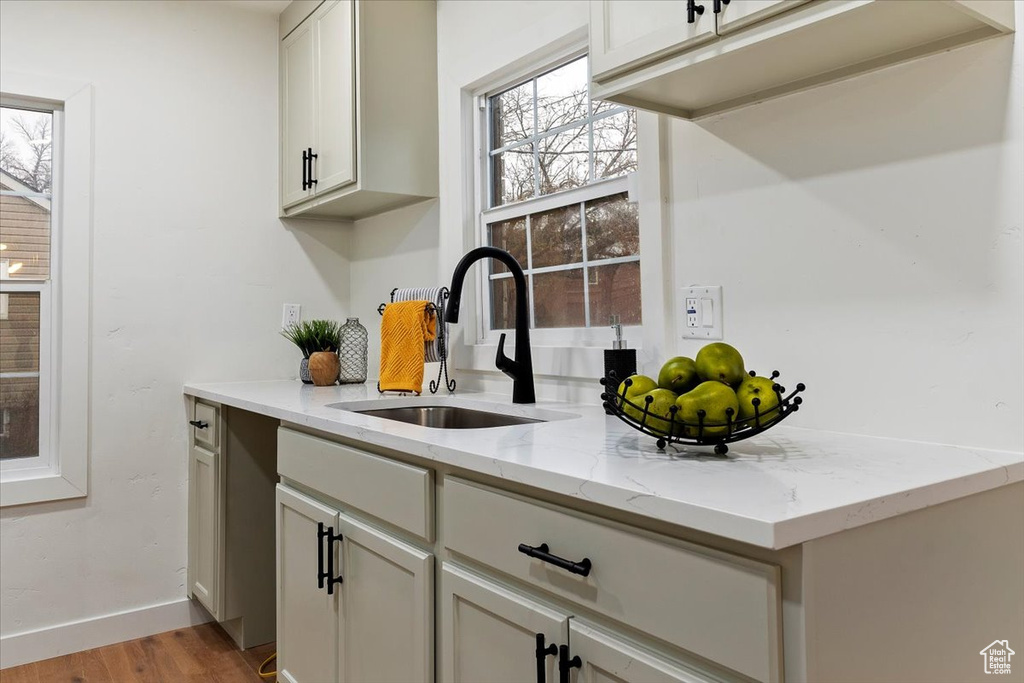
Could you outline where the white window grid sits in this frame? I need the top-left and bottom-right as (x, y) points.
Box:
(0, 101), (59, 476)
(479, 54), (640, 339)
(481, 175), (637, 332)
(487, 56), (632, 209)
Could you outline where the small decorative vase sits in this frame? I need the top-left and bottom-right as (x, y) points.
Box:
(338, 317), (368, 384)
(299, 357), (313, 384)
(308, 351), (340, 386)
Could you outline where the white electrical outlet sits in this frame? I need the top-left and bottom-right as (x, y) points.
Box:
(282, 303), (301, 329)
(685, 298), (699, 328)
(680, 286), (723, 340)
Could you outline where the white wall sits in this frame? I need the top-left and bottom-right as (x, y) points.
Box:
(668, 34), (1023, 452)
(349, 201), (440, 381)
(0, 0), (350, 647)
(434, 0), (1024, 452)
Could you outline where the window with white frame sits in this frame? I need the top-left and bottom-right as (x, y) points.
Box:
(0, 103), (56, 470)
(481, 55), (641, 337)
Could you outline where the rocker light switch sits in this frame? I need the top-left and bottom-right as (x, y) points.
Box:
(681, 286), (723, 340)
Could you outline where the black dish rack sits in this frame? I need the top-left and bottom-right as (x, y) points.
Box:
(600, 370), (806, 456)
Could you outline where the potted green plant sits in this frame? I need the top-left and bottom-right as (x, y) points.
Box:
(281, 319), (342, 386)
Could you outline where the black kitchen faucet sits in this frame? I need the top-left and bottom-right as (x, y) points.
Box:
(446, 247), (536, 404)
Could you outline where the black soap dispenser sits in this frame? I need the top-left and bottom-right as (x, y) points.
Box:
(603, 315), (636, 386)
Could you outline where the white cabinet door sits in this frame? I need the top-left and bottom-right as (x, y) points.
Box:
(337, 512), (432, 683)
(312, 0), (356, 194)
(276, 485), (340, 683)
(188, 445), (222, 619)
(281, 17), (315, 208)
(568, 620), (720, 683)
(714, 0), (809, 35)
(590, 1), (717, 81)
(441, 564), (568, 683)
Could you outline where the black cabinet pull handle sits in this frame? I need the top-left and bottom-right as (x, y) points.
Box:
(518, 542), (592, 577)
(302, 149), (309, 190)
(687, 0), (705, 23)
(558, 645), (582, 683)
(317, 522), (344, 593)
(535, 633), (558, 683)
(713, 0), (729, 13)
(308, 147), (318, 187)
(188, 420), (208, 429)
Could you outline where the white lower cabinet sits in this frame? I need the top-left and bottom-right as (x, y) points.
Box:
(568, 620), (718, 683)
(189, 444), (222, 617)
(441, 564), (567, 683)
(442, 563), (720, 683)
(277, 485), (340, 683)
(276, 483), (433, 683)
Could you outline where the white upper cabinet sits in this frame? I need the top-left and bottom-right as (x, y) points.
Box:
(714, 0), (810, 35)
(590, 1), (716, 82)
(281, 18), (318, 209)
(312, 0), (356, 195)
(590, 0), (1015, 120)
(279, 0), (437, 220)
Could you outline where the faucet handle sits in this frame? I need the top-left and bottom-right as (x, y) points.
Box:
(495, 333), (517, 379)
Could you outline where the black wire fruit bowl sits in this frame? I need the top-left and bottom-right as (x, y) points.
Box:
(600, 370), (806, 456)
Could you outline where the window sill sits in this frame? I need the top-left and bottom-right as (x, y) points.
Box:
(462, 341), (634, 379)
(1, 470), (86, 507)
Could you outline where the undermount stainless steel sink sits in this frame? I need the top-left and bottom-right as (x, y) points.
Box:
(353, 405), (543, 429)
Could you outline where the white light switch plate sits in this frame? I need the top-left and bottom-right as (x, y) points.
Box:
(681, 286), (723, 340)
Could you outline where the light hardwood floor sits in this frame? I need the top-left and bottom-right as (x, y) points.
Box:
(0, 623), (276, 683)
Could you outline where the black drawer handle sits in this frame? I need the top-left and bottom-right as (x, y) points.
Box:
(189, 420), (208, 429)
(518, 542), (592, 577)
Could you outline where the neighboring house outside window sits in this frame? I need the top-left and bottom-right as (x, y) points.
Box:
(0, 106), (53, 466)
(481, 55), (640, 340)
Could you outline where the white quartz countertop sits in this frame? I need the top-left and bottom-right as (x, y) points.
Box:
(183, 380), (1023, 549)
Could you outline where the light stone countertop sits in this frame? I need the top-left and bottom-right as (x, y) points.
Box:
(183, 380), (1023, 549)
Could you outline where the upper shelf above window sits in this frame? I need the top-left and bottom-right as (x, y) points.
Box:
(589, 0), (1015, 120)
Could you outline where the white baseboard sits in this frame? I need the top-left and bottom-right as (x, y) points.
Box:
(0, 597), (213, 669)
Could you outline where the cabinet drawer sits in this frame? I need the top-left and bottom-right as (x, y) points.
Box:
(278, 427), (433, 541)
(192, 401), (219, 451)
(443, 478), (782, 682)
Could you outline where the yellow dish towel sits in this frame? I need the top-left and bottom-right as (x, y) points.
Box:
(379, 300), (437, 393)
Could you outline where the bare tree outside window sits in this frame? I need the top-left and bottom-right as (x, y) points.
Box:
(485, 56), (640, 331)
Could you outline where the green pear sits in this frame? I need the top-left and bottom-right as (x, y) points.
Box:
(674, 381), (739, 438)
(658, 356), (699, 394)
(627, 388), (679, 435)
(695, 342), (746, 387)
(615, 374), (657, 415)
(736, 376), (781, 429)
